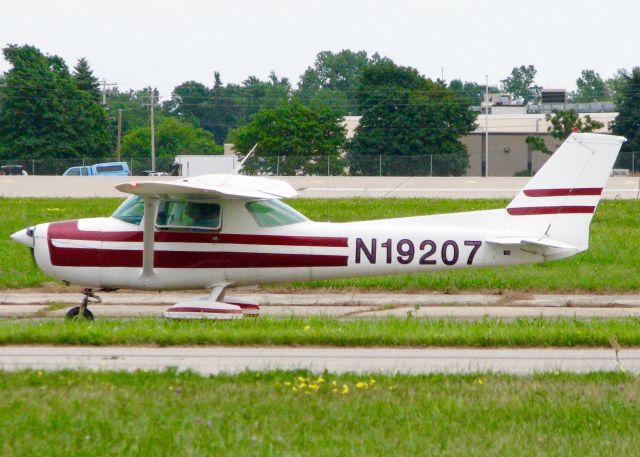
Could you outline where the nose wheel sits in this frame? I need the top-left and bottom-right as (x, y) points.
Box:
(65, 289), (101, 321)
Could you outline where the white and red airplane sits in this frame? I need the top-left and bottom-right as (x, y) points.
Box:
(11, 133), (625, 319)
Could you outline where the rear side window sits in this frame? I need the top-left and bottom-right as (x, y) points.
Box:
(245, 199), (308, 227)
(95, 164), (124, 173)
(66, 168), (80, 176)
(156, 201), (221, 231)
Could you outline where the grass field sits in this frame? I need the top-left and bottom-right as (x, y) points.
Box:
(1, 317), (639, 348)
(1, 197), (639, 291)
(1, 370), (639, 456)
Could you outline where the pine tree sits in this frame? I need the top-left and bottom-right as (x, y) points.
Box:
(73, 57), (101, 102)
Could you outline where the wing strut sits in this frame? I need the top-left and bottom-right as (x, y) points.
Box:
(141, 197), (159, 279)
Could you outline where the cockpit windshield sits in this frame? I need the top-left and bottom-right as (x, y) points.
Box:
(113, 195), (145, 225)
(245, 199), (308, 227)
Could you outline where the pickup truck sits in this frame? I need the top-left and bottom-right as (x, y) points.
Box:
(63, 162), (130, 176)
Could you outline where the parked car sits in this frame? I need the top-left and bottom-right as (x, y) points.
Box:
(1, 165), (28, 175)
(63, 162), (130, 176)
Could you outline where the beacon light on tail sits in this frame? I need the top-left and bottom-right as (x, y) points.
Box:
(11, 133), (626, 320)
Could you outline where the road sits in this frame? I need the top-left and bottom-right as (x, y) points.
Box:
(1, 175), (638, 198)
(0, 346), (634, 375)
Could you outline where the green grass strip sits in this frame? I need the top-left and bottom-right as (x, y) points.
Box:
(1, 317), (639, 347)
(1, 369), (639, 456)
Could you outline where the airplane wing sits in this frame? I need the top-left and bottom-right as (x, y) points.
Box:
(116, 174), (297, 200)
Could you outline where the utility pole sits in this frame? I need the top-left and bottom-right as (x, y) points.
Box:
(116, 109), (122, 162)
(150, 92), (156, 172)
(484, 74), (489, 177)
(101, 78), (117, 106)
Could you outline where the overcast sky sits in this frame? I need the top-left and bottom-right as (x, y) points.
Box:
(1, 0), (638, 100)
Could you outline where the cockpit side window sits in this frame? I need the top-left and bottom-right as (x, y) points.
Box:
(156, 201), (221, 231)
(245, 199), (308, 227)
(112, 195), (145, 225)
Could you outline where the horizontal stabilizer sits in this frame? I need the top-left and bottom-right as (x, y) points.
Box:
(486, 236), (580, 259)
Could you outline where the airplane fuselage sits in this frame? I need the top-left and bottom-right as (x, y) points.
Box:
(28, 204), (548, 290)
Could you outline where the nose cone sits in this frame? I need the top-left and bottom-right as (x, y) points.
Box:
(11, 227), (34, 248)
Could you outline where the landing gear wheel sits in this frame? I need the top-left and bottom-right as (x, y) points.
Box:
(65, 306), (94, 321)
(65, 288), (101, 321)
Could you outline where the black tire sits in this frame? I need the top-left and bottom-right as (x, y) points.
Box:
(65, 306), (94, 321)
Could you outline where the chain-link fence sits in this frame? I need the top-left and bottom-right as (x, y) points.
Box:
(1, 151), (638, 177)
(0, 157), (177, 176)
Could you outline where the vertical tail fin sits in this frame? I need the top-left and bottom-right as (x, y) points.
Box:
(505, 133), (625, 251)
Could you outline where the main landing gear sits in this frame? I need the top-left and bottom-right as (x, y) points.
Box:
(65, 289), (101, 321)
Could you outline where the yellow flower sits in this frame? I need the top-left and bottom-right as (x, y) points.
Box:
(292, 387), (298, 392)
(331, 380), (337, 386)
(332, 388), (338, 394)
(369, 379), (376, 385)
(476, 379), (484, 385)
(308, 384), (320, 391)
(303, 325), (311, 332)
(46, 208), (61, 212)
(297, 376), (306, 383)
(356, 382), (368, 389)
(284, 381), (291, 386)
(299, 382), (307, 389)
(341, 384), (350, 395)
(316, 376), (325, 384)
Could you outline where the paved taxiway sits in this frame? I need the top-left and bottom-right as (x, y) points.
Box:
(1, 175), (638, 199)
(0, 346), (634, 375)
(2, 292), (640, 319)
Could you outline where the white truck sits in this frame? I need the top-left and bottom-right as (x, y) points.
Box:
(171, 154), (239, 177)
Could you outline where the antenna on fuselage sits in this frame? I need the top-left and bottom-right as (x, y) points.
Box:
(235, 143), (258, 174)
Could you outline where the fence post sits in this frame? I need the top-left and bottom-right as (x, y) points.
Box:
(32, 160), (35, 176)
(430, 155), (433, 177)
(379, 155), (382, 177)
(276, 156), (280, 176)
(633, 152), (636, 175)
(327, 156), (330, 176)
(130, 158), (133, 175)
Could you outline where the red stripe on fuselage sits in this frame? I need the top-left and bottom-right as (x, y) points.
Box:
(523, 188), (603, 197)
(507, 206), (595, 216)
(47, 240), (348, 268)
(47, 220), (348, 247)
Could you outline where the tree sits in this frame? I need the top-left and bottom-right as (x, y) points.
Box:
(296, 50), (374, 114)
(227, 100), (346, 175)
(607, 68), (630, 103)
(347, 60), (477, 176)
(73, 57), (101, 102)
(526, 109), (604, 155)
(121, 117), (222, 159)
(611, 67), (640, 168)
(501, 65), (541, 104)
(573, 69), (609, 103)
(0, 44), (110, 160)
(163, 81), (212, 129)
(105, 86), (161, 153)
(448, 79), (499, 105)
(546, 110), (604, 140)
